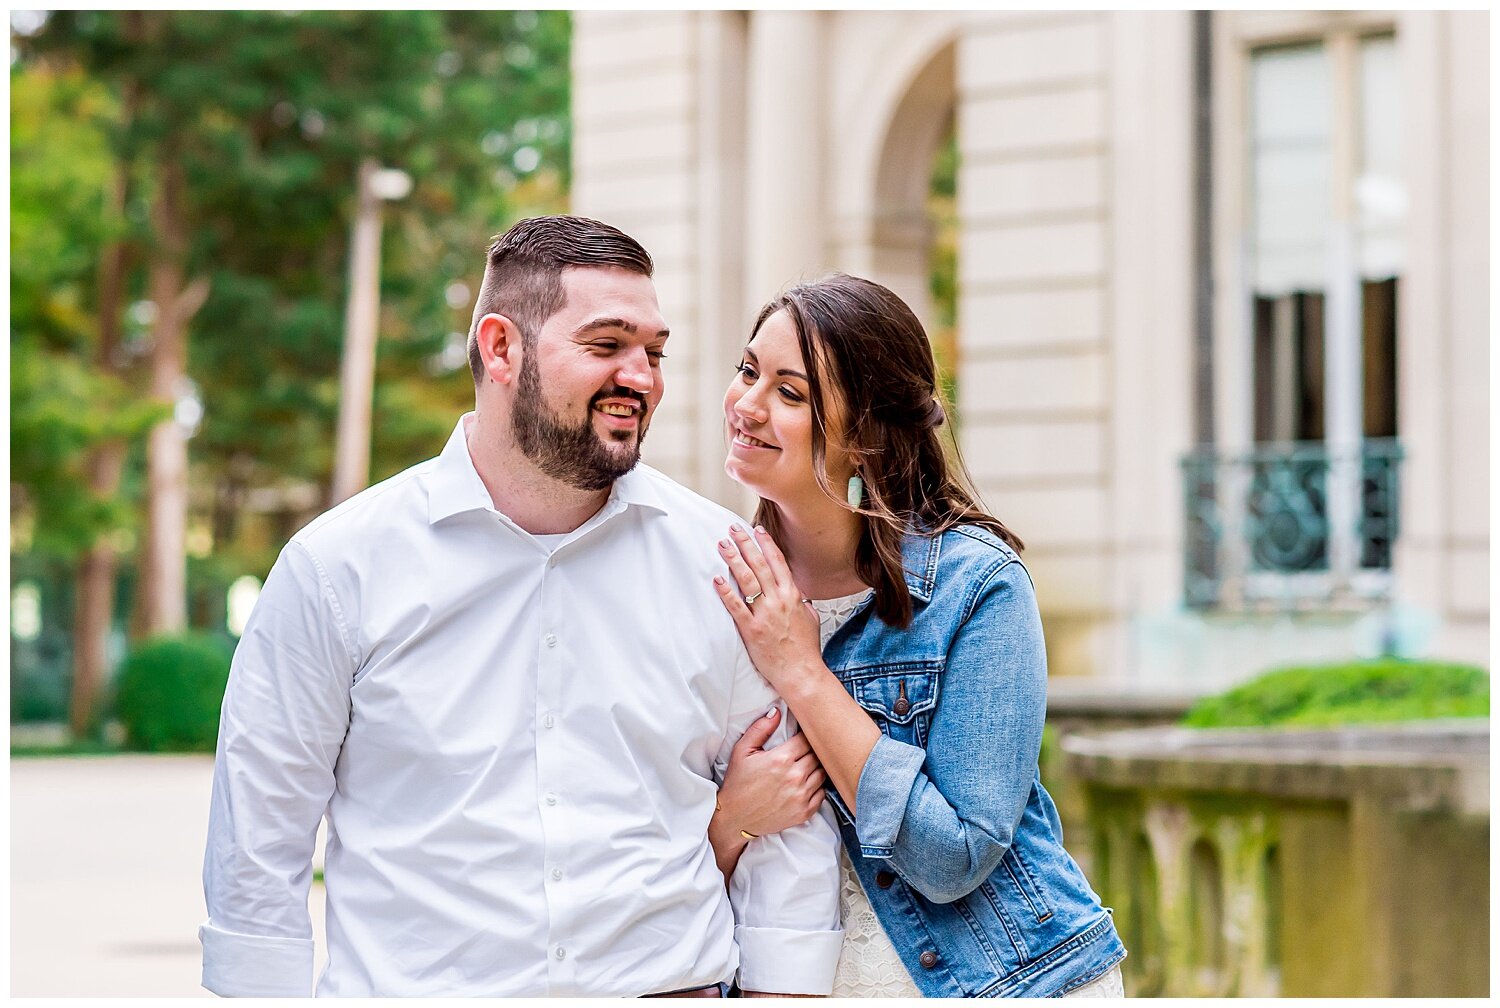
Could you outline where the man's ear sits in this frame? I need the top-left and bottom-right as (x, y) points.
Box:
(474, 313), (524, 386)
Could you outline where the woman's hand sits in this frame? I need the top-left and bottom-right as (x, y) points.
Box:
(713, 525), (883, 827)
(717, 709), (828, 839)
(713, 525), (824, 696)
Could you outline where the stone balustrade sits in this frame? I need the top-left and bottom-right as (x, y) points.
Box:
(1062, 719), (1488, 997)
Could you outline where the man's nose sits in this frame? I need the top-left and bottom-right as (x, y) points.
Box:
(614, 348), (655, 394)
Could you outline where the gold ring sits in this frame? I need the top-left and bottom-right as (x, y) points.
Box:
(744, 591), (762, 606)
(740, 829), (759, 840)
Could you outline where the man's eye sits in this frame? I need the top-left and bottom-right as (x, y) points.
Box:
(590, 341), (619, 353)
(648, 350), (667, 363)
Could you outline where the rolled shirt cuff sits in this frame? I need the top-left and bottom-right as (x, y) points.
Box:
(734, 925), (843, 995)
(199, 919), (314, 997)
(852, 733), (927, 855)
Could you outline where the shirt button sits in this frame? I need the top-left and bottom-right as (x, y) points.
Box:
(555, 947), (566, 960)
(919, 951), (939, 969)
(551, 868), (563, 880)
(543, 714), (555, 729)
(545, 793), (558, 806)
(544, 634), (558, 647)
(875, 871), (895, 889)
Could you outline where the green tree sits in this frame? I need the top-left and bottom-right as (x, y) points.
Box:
(10, 59), (165, 736)
(9, 62), (149, 554)
(12, 11), (571, 733)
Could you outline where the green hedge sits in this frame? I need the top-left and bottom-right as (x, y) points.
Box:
(1183, 658), (1489, 729)
(115, 632), (234, 752)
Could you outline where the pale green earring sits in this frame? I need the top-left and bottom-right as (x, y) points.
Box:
(846, 474), (864, 508)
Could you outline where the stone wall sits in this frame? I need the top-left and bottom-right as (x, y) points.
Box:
(1064, 720), (1489, 996)
(1039, 682), (1195, 875)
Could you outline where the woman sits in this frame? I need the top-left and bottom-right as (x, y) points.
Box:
(704, 275), (1126, 997)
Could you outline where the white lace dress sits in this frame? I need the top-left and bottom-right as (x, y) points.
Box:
(811, 590), (922, 998)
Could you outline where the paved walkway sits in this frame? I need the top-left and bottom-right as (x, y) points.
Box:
(11, 754), (326, 996)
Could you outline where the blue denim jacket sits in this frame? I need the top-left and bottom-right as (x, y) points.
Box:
(822, 526), (1125, 996)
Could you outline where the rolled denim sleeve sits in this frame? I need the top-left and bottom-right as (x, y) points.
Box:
(851, 558), (1047, 904)
(718, 653), (843, 994)
(200, 540), (354, 996)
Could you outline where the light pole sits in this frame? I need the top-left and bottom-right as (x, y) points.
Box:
(331, 158), (411, 506)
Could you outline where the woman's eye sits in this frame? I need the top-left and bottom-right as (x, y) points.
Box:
(778, 387), (803, 403)
(735, 363), (757, 381)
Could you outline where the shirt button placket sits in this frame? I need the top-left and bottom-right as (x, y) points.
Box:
(537, 555), (572, 991)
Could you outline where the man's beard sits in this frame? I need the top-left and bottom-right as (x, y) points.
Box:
(512, 349), (647, 492)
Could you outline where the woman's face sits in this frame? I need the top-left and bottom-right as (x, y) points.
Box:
(723, 309), (851, 507)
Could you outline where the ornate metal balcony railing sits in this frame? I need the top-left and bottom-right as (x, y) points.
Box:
(1182, 438), (1403, 609)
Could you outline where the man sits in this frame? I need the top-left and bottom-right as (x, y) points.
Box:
(199, 216), (842, 997)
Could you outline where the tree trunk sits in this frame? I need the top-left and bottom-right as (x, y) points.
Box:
(70, 450), (124, 738)
(137, 154), (208, 638)
(69, 130), (133, 741)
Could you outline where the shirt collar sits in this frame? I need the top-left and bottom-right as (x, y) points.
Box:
(426, 413), (671, 526)
(899, 530), (941, 603)
(608, 463), (672, 518)
(426, 415), (496, 525)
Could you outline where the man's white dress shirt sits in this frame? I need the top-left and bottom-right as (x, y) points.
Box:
(200, 416), (842, 997)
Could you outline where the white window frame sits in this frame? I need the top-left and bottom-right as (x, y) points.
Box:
(1209, 11), (1400, 608)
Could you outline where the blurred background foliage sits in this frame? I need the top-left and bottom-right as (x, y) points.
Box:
(1181, 658), (1490, 728)
(10, 11), (572, 733)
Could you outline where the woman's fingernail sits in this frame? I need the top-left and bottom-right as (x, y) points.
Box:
(718, 539), (730, 550)
(765, 707), (779, 719)
(755, 525), (767, 535)
(713, 576), (725, 586)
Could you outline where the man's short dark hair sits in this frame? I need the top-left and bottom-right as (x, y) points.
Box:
(468, 216), (654, 383)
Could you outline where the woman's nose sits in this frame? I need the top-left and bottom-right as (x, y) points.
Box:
(733, 386), (769, 424)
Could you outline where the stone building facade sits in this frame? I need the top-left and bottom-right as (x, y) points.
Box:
(570, 11), (1488, 687)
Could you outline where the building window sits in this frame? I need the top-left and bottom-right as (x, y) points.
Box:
(1188, 24), (1402, 608)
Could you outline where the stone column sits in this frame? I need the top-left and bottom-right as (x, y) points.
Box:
(694, 12), (751, 508)
(744, 11), (826, 308)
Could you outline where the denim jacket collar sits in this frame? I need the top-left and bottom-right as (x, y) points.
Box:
(899, 530), (941, 603)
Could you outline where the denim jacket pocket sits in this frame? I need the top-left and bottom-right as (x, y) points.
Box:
(850, 664), (940, 746)
(998, 844), (1055, 925)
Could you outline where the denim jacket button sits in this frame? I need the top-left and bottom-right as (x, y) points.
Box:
(875, 870), (895, 889)
(919, 951), (939, 969)
(893, 697), (910, 716)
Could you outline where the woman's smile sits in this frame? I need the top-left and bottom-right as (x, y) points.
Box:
(730, 425), (779, 452)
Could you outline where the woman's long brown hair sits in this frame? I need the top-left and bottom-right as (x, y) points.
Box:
(750, 273), (1023, 629)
